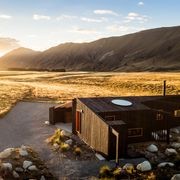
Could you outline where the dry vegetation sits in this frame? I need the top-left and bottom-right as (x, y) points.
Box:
(0, 71), (179, 117)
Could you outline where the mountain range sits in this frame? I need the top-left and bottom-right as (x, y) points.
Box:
(0, 26), (180, 72)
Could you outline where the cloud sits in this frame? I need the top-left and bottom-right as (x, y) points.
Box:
(27, 34), (38, 38)
(125, 12), (150, 23)
(0, 37), (20, 54)
(56, 14), (77, 21)
(33, 14), (51, 20)
(138, 1), (144, 6)
(106, 24), (145, 34)
(70, 27), (98, 34)
(94, 9), (119, 16)
(0, 14), (12, 19)
(80, 17), (108, 23)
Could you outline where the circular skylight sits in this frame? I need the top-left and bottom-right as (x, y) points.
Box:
(111, 99), (133, 107)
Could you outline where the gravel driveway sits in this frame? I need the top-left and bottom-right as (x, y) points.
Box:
(0, 101), (115, 179)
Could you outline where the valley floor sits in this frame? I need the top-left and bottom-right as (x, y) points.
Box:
(0, 71), (179, 117)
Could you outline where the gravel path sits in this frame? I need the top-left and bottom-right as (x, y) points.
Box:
(0, 101), (115, 179)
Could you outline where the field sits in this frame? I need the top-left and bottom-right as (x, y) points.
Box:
(0, 71), (180, 117)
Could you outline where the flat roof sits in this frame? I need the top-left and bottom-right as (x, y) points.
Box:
(78, 95), (180, 113)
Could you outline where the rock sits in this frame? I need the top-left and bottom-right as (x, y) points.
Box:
(158, 162), (175, 168)
(65, 139), (73, 145)
(171, 142), (180, 149)
(136, 161), (152, 172)
(171, 174), (180, 180)
(171, 128), (179, 134)
(61, 130), (71, 137)
(40, 175), (46, 180)
(13, 171), (20, 178)
(0, 148), (14, 159)
(19, 149), (28, 156)
(165, 148), (178, 156)
(53, 143), (59, 149)
(28, 165), (38, 171)
(1, 163), (13, 171)
(23, 160), (33, 169)
(0, 177), (4, 180)
(123, 163), (134, 174)
(95, 153), (106, 161)
(147, 144), (158, 153)
(20, 145), (27, 150)
(15, 167), (24, 172)
(45, 121), (50, 125)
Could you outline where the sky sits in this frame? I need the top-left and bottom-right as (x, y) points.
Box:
(0, 0), (179, 56)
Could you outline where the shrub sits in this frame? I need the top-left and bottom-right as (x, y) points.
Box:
(60, 143), (70, 152)
(112, 167), (122, 177)
(74, 147), (82, 156)
(99, 165), (111, 178)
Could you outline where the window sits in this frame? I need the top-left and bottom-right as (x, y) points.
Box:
(105, 115), (115, 121)
(174, 110), (180, 117)
(156, 112), (163, 120)
(128, 128), (143, 138)
(76, 111), (82, 133)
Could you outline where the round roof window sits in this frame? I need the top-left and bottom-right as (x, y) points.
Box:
(111, 99), (133, 107)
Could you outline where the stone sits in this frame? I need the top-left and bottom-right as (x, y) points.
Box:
(23, 160), (33, 169)
(95, 153), (106, 161)
(40, 175), (46, 180)
(13, 171), (20, 178)
(171, 174), (180, 180)
(65, 139), (73, 145)
(28, 165), (38, 171)
(171, 128), (179, 134)
(123, 163), (134, 174)
(53, 143), (59, 149)
(15, 167), (24, 172)
(158, 162), (175, 168)
(0, 177), (4, 180)
(136, 161), (152, 172)
(165, 148), (178, 156)
(0, 148), (14, 159)
(20, 145), (27, 150)
(19, 149), (28, 156)
(61, 130), (71, 137)
(147, 144), (158, 153)
(45, 121), (50, 125)
(171, 142), (180, 149)
(1, 163), (13, 171)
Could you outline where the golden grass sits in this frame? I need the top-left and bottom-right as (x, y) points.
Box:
(0, 71), (179, 117)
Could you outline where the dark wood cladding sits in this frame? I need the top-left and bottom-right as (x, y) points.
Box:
(74, 99), (109, 156)
(72, 95), (180, 159)
(79, 97), (150, 113)
(49, 102), (72, 124)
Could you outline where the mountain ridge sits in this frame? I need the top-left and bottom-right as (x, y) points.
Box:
(0, 26), (180, 72)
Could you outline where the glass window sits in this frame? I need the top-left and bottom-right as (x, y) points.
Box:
(174, 110), (180, 117)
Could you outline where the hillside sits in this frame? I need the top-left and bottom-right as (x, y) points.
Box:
(0, 26), (180, 71)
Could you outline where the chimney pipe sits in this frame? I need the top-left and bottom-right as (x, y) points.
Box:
(163, 80), (166, 96)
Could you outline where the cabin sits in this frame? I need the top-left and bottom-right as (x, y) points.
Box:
(72, 95), (180, 160)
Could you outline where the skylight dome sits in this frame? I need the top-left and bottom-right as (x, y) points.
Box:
(111, 99), (133, 107)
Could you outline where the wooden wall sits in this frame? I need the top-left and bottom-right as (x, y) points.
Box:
(99, 110), (154, 143)
(73, 99), (109, 156)
(49, 106), (72, 124)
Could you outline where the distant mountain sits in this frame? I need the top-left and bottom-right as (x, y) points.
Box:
(0, 26), (180, 71)
(0, 48), (40, 69)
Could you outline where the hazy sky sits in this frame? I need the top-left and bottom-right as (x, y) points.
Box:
(0, 0), (179, 55)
